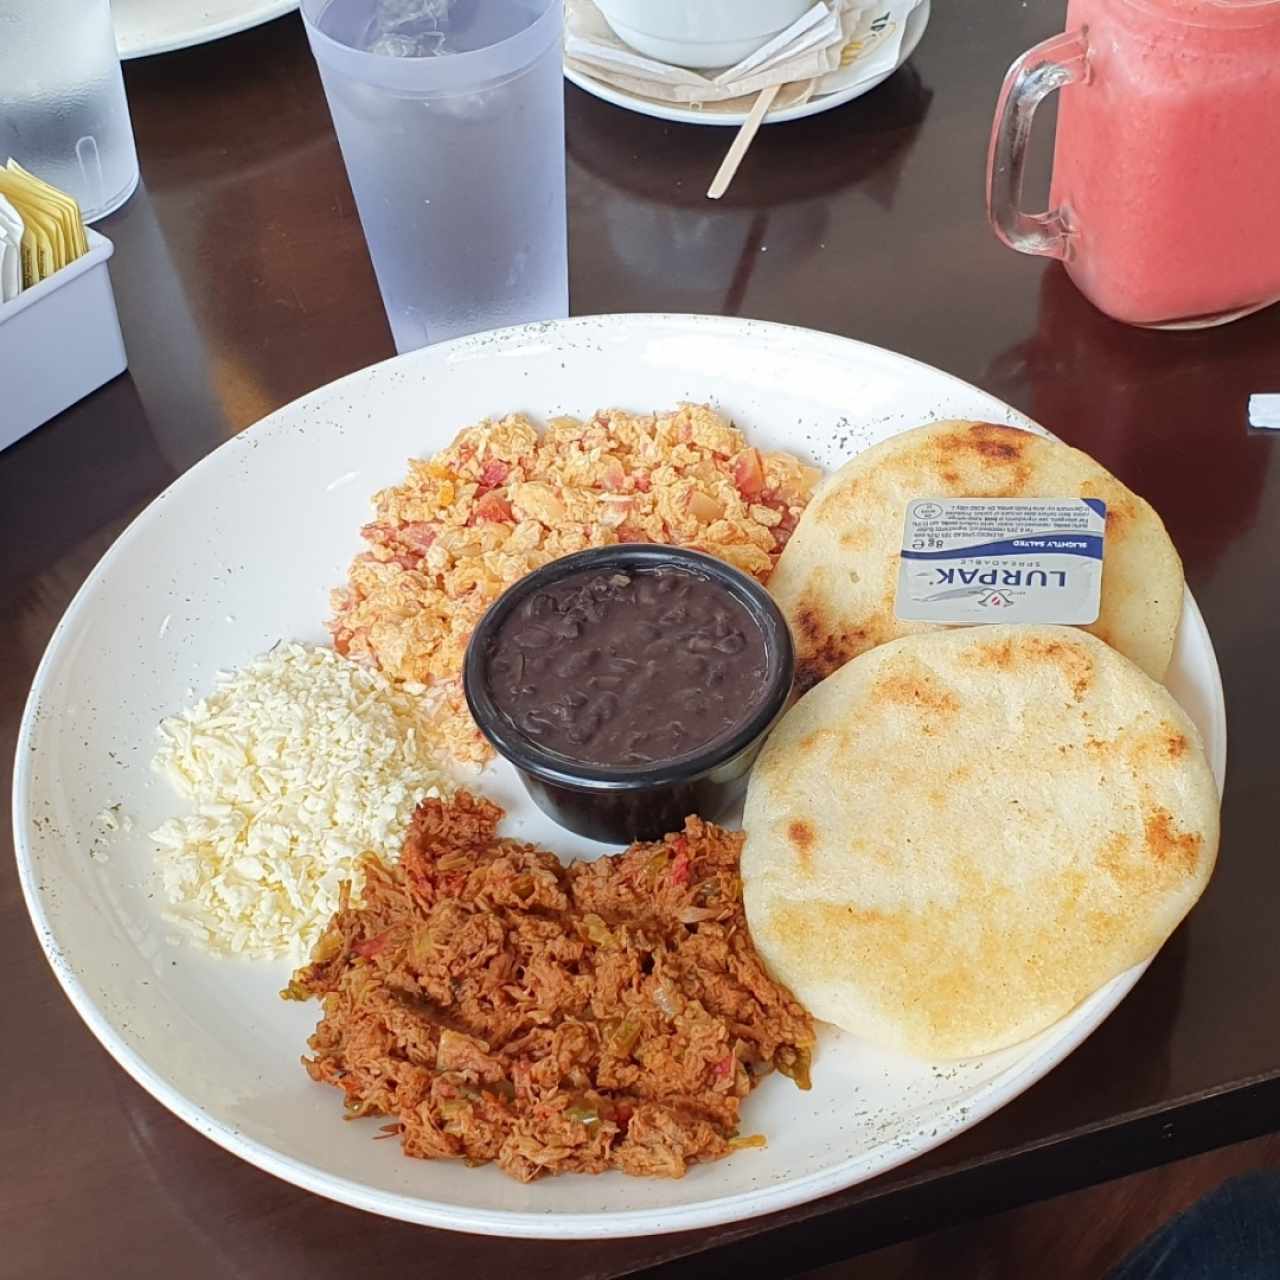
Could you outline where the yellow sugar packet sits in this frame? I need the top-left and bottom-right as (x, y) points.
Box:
(18, 198), (59, 281)
(0, 170), (68, 273)
(5, 160), (87, 259)
(0, 170), (63, 282)
(3, 163), (76, 259)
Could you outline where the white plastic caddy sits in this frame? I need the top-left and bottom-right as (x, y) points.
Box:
(1, 228), (127, 451)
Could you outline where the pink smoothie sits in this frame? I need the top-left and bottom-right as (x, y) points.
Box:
(1050, 0), (1280, 326)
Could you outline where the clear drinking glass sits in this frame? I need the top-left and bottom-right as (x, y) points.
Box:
(987, 0), (1280, 330)
(300, 0), (569, 352)
(0, 0), (140, 223)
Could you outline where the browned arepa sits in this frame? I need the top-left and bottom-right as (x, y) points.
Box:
(767, 420), (1184, 692)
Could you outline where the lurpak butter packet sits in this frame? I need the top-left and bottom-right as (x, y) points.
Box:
(896, 497), (1106, 625)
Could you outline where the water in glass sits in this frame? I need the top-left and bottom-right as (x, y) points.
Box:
(304, 0), (568, 351)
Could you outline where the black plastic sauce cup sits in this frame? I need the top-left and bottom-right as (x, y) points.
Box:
(464, 545), (795, 844)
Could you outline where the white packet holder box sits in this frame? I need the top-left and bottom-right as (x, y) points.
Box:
(0, 227), (128, 452)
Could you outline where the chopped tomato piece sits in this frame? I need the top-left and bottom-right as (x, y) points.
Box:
(471, 491), (514, 524)
(360, 521), (394, 543)
(713, 1054), (734, 1080)
(400, 522), (438, 553)
(731, 448), (765, 497)
(479, 460), (510, 488)
(353, 932), (390, 958)
(669, 842), (691, 887)
(600, 458), (626, 492)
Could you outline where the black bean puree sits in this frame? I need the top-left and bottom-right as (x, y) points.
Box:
(485, 567), (770, 767)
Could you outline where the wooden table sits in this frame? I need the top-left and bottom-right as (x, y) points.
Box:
(5, 4), (1280, 1277)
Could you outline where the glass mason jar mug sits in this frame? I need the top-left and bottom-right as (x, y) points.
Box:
(987, 0), (1280, 329)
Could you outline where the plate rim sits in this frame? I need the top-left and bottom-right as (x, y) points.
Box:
(115, 0), (299, 59)
(12, 312), (1227, 1238)
(563, 0), (930, 128)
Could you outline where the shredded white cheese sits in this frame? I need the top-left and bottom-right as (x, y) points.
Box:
(150, 643), (450, 961)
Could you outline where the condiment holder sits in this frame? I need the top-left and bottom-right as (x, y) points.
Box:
(465, 544), (795, 844)
(1, 227), (127, 451)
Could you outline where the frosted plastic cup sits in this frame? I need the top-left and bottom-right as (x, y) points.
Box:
(300, 0), (569, 352)
(0, 0), (140, 223)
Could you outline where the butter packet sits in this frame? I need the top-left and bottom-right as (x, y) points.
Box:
(895, 497), (1106, 625)
(0, 193), (22, 302)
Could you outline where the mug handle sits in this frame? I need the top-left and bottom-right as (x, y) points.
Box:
(986, 29), (1090, 260)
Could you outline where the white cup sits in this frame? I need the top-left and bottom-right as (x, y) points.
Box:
(594, 0), (814, 68)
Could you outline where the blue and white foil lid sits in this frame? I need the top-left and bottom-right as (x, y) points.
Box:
(895, 497), (1106, 625)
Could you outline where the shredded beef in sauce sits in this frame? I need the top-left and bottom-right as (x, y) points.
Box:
(285, 791), (815, 1181)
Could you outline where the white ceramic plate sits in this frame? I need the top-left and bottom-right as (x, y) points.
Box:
(14, 315), (1226, 1239)
(114, 0), (298, 59)
(564, 0), (930, 127)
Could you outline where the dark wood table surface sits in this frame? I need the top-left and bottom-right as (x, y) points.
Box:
(5, 4), (1280, 1277)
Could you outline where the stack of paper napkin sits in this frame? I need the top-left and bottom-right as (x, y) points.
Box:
(565, 0), (924, 115)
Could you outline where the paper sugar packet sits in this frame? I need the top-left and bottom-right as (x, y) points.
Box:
(7, 161), (87, 259)
(0, 194), (23, 303)
(1249, 395), (1280, 430)
(0, 159), (88, 294)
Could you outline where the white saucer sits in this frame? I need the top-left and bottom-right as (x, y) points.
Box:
(565, 0), (929, 127)
(114, 0), (298, 59)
